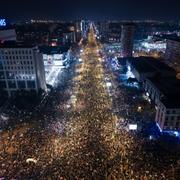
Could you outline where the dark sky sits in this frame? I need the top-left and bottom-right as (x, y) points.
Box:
(1, 0), (180, 21)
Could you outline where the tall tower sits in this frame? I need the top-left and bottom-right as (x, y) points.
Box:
(121, 23), (135, 57)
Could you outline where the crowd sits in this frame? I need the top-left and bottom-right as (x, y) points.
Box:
(0, 28), (180, 179)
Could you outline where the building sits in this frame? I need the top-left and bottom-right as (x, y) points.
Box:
(0, 41), (46, 97)
(81, 20), (90, 38)
(156, 94), (180, 132)
(63, 32), (76, 44)
(143, 76), (180, 132)
(126, 57), (176, 83)
(39, 45), (70, 86)
(165, 38), (180, 71)
(124, 56), (180, 132)
(121, 23), (135, 57)
(144, 77), (180, 104)
(0, 28), (17, 42)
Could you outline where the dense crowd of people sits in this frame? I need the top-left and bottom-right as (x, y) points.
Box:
(0, 28), (180, 179)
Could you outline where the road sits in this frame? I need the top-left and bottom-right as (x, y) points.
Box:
(0, 25), (175, 179)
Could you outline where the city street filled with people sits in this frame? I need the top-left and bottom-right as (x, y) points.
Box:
(0, 25), (180, 179)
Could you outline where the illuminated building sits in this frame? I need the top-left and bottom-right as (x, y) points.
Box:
(80, 20), (90, 38)
(156, 95), (180, 132)
(63, 32), (76, 44)
(124, 56), (180, 132)
(121, 23), (135, 57)
(144, 77), (180, 104)
(39, 46), (70, 86)
(0, 19), (16, 42)
(144, 77), (180, 132)
(0, 41), (46, 96)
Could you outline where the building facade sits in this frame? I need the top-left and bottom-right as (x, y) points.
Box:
(121, 24), (135, 57)
(165, 39), (180, 71)
(156, 98), (180, 131)
(0, 42), (46, 96)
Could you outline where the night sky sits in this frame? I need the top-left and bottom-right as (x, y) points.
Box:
(1, 0), (180, 21)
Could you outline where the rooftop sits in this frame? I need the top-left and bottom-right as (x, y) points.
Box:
(148, 76), (180, 95)
(0, 41), (35, 48)
(127, 56), (176, 74)
(154, 34), (180, 43)
(161, 94), (180, 109)
(39, 45), (70, 55)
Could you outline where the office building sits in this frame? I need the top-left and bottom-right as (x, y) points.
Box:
(0, 41), (46, 97)
(126, 56), (176, 83)
(63, 32), (76, 44)
(156, 94), (180, 132)
(0, 28), (17, 42)
(165, 38), (180, 71)
(121, 23), (135, 57)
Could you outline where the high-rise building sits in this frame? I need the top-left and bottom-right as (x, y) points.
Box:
(80, 20), (90, 38)
(0, 41), (47, 97)
(121, 23), (135, 57)
(165, 38), (180, 71)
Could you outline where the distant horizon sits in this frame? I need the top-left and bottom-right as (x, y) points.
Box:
(8, 18), (180, 24)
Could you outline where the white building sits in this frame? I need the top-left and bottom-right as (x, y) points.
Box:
(0, 41), (46, 97)
(156, 96), (180, 132)
(144, 77), (180, 104)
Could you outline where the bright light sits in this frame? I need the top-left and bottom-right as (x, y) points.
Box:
(174, 131), (179, 137)
(0, 19), (6, 26)
(137, 106), (142, 112)
(106, 82), (112, 87)
(129, 124), (137, 130)
(26, 158), (37, 164)
(79, 58), (82, 62)
(126, 66), (135, 78)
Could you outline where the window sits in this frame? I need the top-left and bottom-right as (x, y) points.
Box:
(0, 61), (3, 70)
(0, 81), (6, 88)
(164, 121), (168, 126)
(17, 81), (26, 89)
(6, 72), (14, 79)
(0, 71), (5, 79)
(8, 81), (16, 88)
(172, 110), (176, 114)
(27, 80), (35, 88)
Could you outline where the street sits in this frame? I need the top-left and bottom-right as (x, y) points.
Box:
(0, 25), (179, 179)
